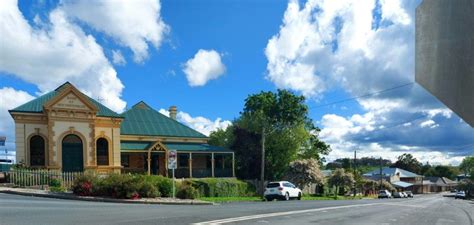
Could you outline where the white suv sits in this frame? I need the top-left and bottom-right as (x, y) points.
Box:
(264, 181), (302, 201)
(378, 190), (392, 199)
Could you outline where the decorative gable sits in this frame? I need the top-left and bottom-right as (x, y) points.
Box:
(52, 92), (93, 111)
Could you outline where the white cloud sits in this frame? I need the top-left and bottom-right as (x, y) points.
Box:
(159, 108), (231, 136)
(0, 87), (35, 162)
(0, 0), (126, 112)
(61, 0), (169, 63)
(182, 49), (226, 87)
(268, 0), (474, 164)
(112, 50), (126, 66)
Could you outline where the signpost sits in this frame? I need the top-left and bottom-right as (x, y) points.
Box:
(168, 150), (177, 198)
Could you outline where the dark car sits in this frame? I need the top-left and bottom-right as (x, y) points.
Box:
(405, 191), (414, 198)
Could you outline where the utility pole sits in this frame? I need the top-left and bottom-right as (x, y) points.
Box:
(260, 126), (266, 195)
(379, 157), (383, 190)
(353, 150), (357, 197)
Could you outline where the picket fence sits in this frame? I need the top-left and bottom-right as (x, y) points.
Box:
(7, 169), (83, 189)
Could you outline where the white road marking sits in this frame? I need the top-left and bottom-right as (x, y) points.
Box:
(193, 203), (383, 225)
(383, 203), (426, 208)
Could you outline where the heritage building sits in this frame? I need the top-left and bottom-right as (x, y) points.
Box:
(9, 82), (234, 178)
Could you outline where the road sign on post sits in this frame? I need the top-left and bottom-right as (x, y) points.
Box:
(168, 150), (177, 198)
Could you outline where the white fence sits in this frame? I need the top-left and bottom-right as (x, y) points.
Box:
(6, 169), (83, 189)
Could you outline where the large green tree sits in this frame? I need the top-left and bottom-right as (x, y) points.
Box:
(460, 156), (474, 178)
(391, 153), (422, 174)
(424, 165), (459, 180)
(210, 90), (330, 181)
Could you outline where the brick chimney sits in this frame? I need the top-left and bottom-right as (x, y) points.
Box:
(169, 106), (177, 120)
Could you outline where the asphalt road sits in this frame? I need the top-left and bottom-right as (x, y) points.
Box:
(0, 193), (472, 225)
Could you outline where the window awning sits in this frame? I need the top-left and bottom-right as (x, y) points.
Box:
(392, 181), (413, 188)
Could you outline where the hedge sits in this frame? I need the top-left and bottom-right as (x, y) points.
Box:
(184, 178), (256, 197)
(72, 174), (255, 199)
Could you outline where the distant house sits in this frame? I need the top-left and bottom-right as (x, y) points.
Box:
(363, 167), (456, 194)
(425, 177), (457, 192)
(9, 82), (235, 178)
(456, 173), (471, 182)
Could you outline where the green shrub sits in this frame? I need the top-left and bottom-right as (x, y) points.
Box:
(136, 175), (173, 197)
(72, 172), (99, 196)
(138, 181), (160, 198)
(49, 186), (66, 193)
(185, 178), (256, 197)
(49, 178), (62, 188)
(99, 173), (139, 199)
(177, 185), (198, 199)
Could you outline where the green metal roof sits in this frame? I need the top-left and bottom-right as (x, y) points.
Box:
(120, 102), (207, 138)
(120, 141), (232, 152)
(121, 141), (153, 150)
(165, 143), (232, 152)
(9, 82), (122, 118)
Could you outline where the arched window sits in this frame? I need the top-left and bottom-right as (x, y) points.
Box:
(30, 135), (45, 166)
(96, 138), (109, 165)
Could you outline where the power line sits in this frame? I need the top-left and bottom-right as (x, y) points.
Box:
(310, 82), (414, 109)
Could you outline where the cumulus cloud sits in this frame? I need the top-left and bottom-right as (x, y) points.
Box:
(0, 87), (35, 161)
(61, 0), (169, 63)
(159, 109), (231, 136)
(182, 49), (226, 87)
(0, 0), (126, 112)
(267, 0), (474, 164)
(112, 50), (126, 66)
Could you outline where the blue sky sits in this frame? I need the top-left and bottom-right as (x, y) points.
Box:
(1, 0), (473, 165)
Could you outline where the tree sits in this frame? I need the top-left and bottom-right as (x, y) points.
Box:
(424, 165), (459, 180)
(391, 153), (422, 174)
(208, 127), (234, 148)
(362, 179), (395, 195)
(460, 156), (474, 178)
(236, 90), (330, 180)
(230, 126), (262, 179)
(285, 159), (324, 189)
(298, 128), (331, 165)
(327, 168), (355, 197)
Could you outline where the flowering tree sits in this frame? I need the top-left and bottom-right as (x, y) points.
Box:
(327, 168), (355, 196)
(285, 159), (324, 189)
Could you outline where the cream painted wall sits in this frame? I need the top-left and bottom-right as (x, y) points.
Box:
(16, 123), (48, 166)
(15, 123), (25, 164)
(53, 121), (92, 166)
(95, 126), (121, 167)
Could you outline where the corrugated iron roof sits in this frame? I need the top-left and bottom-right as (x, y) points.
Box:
(9, 82), (122, 118)
(120, 101), (207, 138)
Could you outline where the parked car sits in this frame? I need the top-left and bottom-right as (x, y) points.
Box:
(264, 181), (302, 201)
(405, 191), (414, 198)
(401, 192), (408, 198)
(455, 191), (466, 199)
(450, 189), (457, 193)
(393, 192), (404, 198)
(378, 190), (392, 199)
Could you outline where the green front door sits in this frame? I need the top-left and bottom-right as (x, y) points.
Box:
(62, 134), (84, 172)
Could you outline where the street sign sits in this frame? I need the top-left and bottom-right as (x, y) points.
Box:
(168, 150), (177, 169)
(168, 150), (177, 199)
(0, 136), (5, 146)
